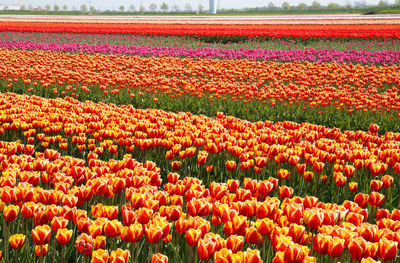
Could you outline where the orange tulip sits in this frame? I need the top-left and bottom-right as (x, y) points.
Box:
(370, 180), (383, 192)
(171, 161), (181, 171)
(348, 236), (368, 261)
(355, 193), (369, 208)
(197, 238), (217, 261)
(91, 249), (109, 263)
(381, 175), (394, 188)
(225, 160), (237, 171)
(56, 228), (73, 246)
(110, 249), (129, 263)
(186, 228), (202, 246)
(278, 186), (293, 199)
(93, 236), (106, 250)
(361, 257), (380, 263)
(136, 208), (153, 225)
(226, 235), (244, 253)
(51, 216), (68, 233)
(272, 251), (284, 263)
(103, 220), (122, 237)
(9, 234), (25, 250)
(344, 165), (356, 177)
(35, 244), (48, 257)
(303, 209), (324, 229)
(278, 169), (291, 180)
(328, 236), (344, 258)
(3, 205), (19, 221)
(378, 237), (398, 261)
(284, 243), (308, 263)
(245, 227), (263, 246)
(31, 225), (52, 245)
(151, 253), (168, 263)
(369, 192), (385, 207)
(75, 233), (93, 256)
(244, 248), (262, 263)
(349, 182), (358, 192)
(303, 171), (314, 182)
(121, 224), (143, 243)
(364, 242), (378, 259)
(145, 224), (163, 244)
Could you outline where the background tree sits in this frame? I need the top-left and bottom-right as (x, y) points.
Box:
(53, 5), (60, 11)
(378, 0), (387, 7)
(267, 2), (277, 10)
(80, 4), (88, 13)
(62, 5), (68, 11)
(160, 2), (169, 12)
(171, 4), (180, 12)
(327, 2), (339, 9)
(185, 3), (192, 11)
(198, 4), (204, 12)
(297, 3), (307, 10)
(128, 4), (135, 12)
(149, 3), (157, 12)
(119, 5), (125, 12)
(90, 6), (96, 13)
(311, 1), (321, 9)
(396, 0), (400, 6)
(139, 5), (146, 12)
(281, 1), (290, 10)
(44, 4), (51, 11)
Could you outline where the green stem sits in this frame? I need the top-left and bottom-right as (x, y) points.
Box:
(314, 173), (319, 196)
(148, 244), (153, 263)
(61, 246), (65, 263)
(39, 245), (44, 263)
(131, 243), (136, 263)
(335, 186), (339, 204)
(188, 246), (193, 263)
(52, 237), (56, 263)
(5, 221), (9, 263)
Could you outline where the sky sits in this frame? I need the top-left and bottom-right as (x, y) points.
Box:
(1, 0), (388, 11)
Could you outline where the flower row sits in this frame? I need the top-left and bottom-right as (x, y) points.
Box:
(1, 49), (399, 126)
(1, 40), (399, 65)
(1, 139), (399, 262)
(1, 93), (400, 206)
(1, 22), (400, 38)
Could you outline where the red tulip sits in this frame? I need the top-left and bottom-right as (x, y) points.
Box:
(9, 234), (25, 250)
(91, 249), (109, 263)
(348, 237), (368, 261)
(378, 237), (398, 261)
(355, 193), (369, 208)
(279, 186), (293, 199)
(369, 192), (385, 207)
(197, 238), (217, 261)
(225, 160), (237, 171)
(31, 225), (51, 245)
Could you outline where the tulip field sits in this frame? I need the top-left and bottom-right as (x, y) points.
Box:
(0, 17), (400, 263)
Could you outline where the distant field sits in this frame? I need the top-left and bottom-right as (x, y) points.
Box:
(0, 14), (400, 24)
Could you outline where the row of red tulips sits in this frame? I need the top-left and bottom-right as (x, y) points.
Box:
(1, 22), (400, 38)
